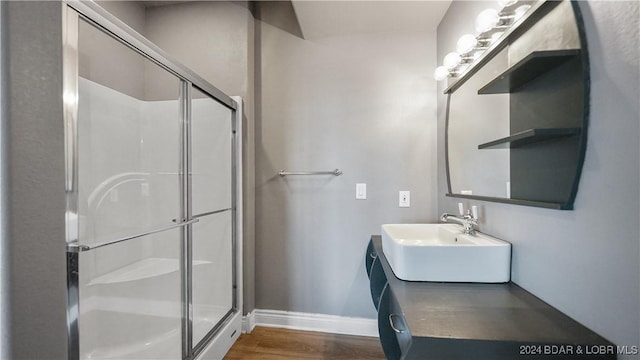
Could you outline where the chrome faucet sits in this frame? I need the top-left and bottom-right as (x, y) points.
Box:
(440, 203), (478, 235)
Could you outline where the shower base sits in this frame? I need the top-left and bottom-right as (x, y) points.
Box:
(80, 300), (231, 359)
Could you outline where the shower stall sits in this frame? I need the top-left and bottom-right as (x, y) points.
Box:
(63, 3), (242, 359)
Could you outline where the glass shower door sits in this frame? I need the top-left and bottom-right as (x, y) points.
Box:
(72, 16), (185, 360)
(65, 6), (240, 360)
(190, 87), (235, 349)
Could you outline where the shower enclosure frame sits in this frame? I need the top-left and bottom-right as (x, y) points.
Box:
(62, 2), (243, 359)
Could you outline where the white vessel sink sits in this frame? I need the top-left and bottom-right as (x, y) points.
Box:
(381, 223), (511, 283)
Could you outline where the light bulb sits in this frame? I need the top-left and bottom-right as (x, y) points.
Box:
(433, 66), (449, 81)
(514, 5), (531, 20)
(456, 34), (478, 54)
(497, 0), (518, 8)
(475, 8), (499, 33)
(443, 52), (462, 70)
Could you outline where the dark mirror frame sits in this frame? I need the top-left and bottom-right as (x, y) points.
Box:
(444, 0), (590, 210)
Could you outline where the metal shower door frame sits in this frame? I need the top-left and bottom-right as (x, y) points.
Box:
(62, 3), (241, 359)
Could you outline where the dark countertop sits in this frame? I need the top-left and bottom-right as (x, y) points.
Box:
(371, 236), (613, 346)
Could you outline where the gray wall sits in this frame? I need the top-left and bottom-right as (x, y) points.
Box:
(1, 2), (68, 359)
(254, 4), (438, 318)
(96, 1), (146, 34)
(437, 1), (640, 356)
(78, 9), (147, 100)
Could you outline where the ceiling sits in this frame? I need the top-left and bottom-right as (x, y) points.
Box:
(291, 0), (452, 39)
(139, 0), (452, 40)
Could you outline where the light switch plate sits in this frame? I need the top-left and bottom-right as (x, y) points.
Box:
(399, 191), (410, 207)
(356, 183), (367, 200)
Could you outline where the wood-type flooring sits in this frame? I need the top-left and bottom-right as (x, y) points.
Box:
(224, 327), (386, 360)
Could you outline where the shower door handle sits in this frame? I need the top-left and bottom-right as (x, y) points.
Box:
(66, 218), (200, 253)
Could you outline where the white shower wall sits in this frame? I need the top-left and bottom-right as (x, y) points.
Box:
(78, 76), (181, 274)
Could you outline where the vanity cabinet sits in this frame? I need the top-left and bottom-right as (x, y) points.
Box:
(365, 236), (615, 360)
(377, 285), (412, 360)
(366, 240), (377, 278)
(369, 255), (386, 311)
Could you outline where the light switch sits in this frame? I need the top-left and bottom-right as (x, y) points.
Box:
(356, 183), (367, 200)
(399, 191), (410, 207)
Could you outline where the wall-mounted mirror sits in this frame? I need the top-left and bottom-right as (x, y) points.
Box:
(445, 0), (589, 210)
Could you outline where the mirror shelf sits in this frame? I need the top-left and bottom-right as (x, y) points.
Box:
(478, 127), (581, 149)
(478, 49), (581, 94)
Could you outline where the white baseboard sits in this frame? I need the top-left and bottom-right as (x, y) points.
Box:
(242, 309), (378, 337)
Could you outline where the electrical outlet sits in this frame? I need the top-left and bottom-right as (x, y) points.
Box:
(399, 191), (410, 207)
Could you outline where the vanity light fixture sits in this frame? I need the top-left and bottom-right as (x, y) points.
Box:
(443, 52), (462, 70)
(456, 34), (478, 55)
(434, 0), (532, 81)
(433, 66), (449, 81)
(514, 5), (532, 20)
(490, 32), (504, 44)
(475, 8), (500, 33)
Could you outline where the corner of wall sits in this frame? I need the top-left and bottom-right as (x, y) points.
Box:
(3, 1), (68, 359)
